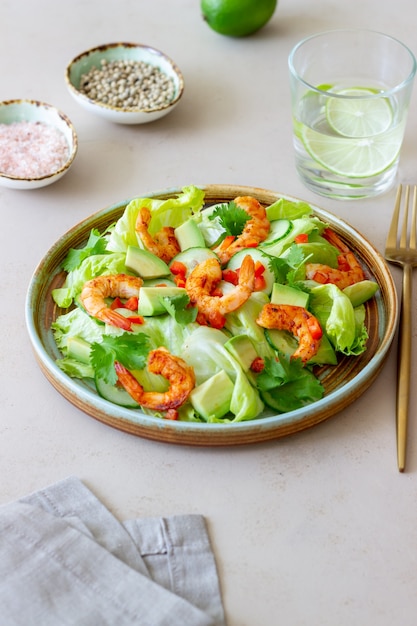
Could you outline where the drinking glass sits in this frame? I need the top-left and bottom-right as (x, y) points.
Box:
(288, 29), (416, 199)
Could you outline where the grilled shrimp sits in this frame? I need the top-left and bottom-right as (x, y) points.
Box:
(214, 196), (270, 264)
(114, 348), (195, 414)
(186, 254), (255, 328)
(135, 207), (180, 263)
(305, 228), (365, 290)
(256, 303), (322, 364)
(80, 274), (143, 331)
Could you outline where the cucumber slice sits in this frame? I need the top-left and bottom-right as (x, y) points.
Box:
(259, 389), (292, 413)
(264, 328), (337, 365)
(95, 376), (140, 408)
(261, 219), (292, 246)
(169, 247), (219, 276)
(265, 328), (298, 357)
(227, 248), (275, 294)
(259, 390), (288, 413)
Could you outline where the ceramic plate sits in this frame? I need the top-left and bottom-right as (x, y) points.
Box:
(25, 184), (398, 445)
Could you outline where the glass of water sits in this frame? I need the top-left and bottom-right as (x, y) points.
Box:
(288, 29), (416, 199)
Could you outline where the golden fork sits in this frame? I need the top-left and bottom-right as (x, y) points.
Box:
(385, 184), (417, 472)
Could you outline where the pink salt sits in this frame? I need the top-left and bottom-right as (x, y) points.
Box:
(0, 121), (70, 178)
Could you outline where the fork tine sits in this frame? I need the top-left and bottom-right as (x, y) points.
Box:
(386, 184), (403, 248)
(410, 185), (417, 249)
(400, 185), (410, 249)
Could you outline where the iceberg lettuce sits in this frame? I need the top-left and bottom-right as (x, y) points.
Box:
(309, 283), (368, 355)
(52, 308), (104, 351)
(52, 253), (127, 308)
(260, 215), (327, 258)
(224, 292), (275, 360)
(266, 197), (313, 221)
(181, 326), (264, 421)
(137, 315), (198, 355)
(106, 185), (205, 252)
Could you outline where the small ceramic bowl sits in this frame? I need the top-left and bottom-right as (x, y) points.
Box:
(0, 99), (78, 190)
(65, 42), (184, 124)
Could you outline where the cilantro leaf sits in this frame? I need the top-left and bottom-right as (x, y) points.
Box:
(208, 201), (250, 237)
(285, 243), (305, 269)
(267, 244), (310, 285)
(257, 353), (324, 412)
(91, 332), (150, 385)
(267, 256), (292, 284)
(159, 294), (198, 325)
(62, 229), (108, 272)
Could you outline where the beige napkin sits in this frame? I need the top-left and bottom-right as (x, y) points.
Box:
(0, 476), (225, 625)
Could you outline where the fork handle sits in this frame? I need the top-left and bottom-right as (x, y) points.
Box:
(397, 264), (412, 472)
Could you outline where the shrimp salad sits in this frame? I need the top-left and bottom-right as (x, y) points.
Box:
(51, 185), (378, 423)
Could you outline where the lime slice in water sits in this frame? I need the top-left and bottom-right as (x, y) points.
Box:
(301, 123), (404, 178)
(325, 88), (393, 138)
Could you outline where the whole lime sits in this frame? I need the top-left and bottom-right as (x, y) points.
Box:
(201, 0), (277, 37)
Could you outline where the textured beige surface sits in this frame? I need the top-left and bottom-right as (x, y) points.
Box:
(1, 2), (417, 625)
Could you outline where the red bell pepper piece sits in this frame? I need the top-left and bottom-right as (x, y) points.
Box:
(294, 233), (309, 244)
(124, 296), (139, 311)
(222, 269), (239, 285)
(307, 316), (323, 340)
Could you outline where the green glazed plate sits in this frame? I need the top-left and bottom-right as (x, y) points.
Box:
(25, 184), (398, 445)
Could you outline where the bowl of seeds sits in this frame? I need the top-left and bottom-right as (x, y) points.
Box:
(65, 42), (184, 124)
(0, 99), (78, 190)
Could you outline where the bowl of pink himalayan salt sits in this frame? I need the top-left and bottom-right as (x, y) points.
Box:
(0, 99), (78, 190)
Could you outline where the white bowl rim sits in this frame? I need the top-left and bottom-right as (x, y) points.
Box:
(65, 41), (185, 114)
(0, 98), (78, 182)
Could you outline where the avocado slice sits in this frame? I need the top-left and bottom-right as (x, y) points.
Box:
(270, 283), (309, 308)
(174, 219), (205, 251)
(125, 245), (171, 279)
(67, 336), (91, 364)
(343, 280), (379, 307)
(138, 286), (187, 316)
(190, 370), (234, 421)
(225, 335), (258, 372)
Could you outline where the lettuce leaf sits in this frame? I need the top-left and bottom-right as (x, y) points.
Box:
(181, 326), (264, 421)
(309, 283), (367, 355)
(193, 203), (226, 247)
(265, 198), (313, 221)
(137, 315), (197, 355)
(106, 185), (205, 252)
(350, 305), (369, 355)
(52, 308), (104, 351)
(56, 358), (95, 379)
(62, 229), (108, 272)
(52, 253), (127, 308)
(224, 292), (275, 360)
(260, 216), (327, 258)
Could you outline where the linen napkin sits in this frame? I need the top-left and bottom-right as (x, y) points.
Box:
(0, 476), (226, 626)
